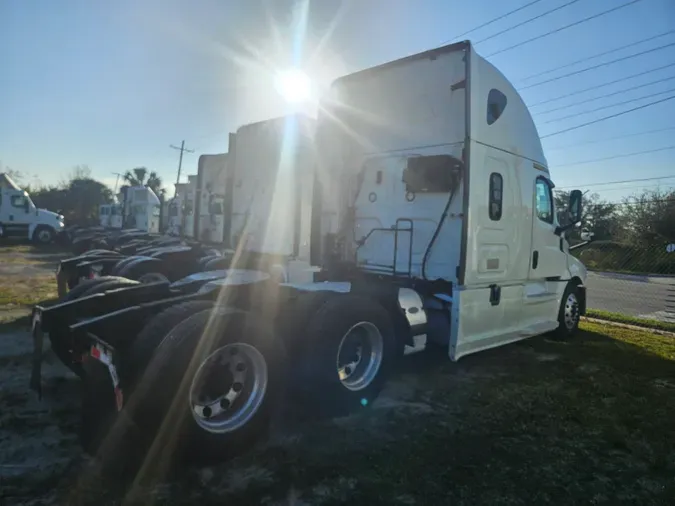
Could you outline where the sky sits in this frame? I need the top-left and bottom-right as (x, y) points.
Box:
(1, 0), (674, 203)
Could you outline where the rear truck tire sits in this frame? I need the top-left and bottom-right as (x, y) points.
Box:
(63, 275), (135, 302)
(77, 302), (218, 457)
(33, 225), (56, 245)
(122, 300), (216, 393)
(129, 307), (286, 464)
(276, 290), (338, 354)
(297, 294), (397, 417)
(117, 258), (168, 282)
(80, 278), (140, 298)
(110, 256), (140, 276)
(197, 255), (220, 271)
(92, 238), (110, 250)
(137, 272), (170, 284)
(552, 282), (582, 339)
(204, 256), (231, 271)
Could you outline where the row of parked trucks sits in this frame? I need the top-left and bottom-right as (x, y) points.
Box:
(30, 41), (593, 472)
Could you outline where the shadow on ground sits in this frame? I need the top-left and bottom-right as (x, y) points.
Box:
(0, 323), (670, 506)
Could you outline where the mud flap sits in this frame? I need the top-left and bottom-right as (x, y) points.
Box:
(30, 308), (45, 398)
(89, 341), (124, 412)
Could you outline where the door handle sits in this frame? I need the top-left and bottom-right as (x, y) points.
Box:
(532, 250), (539, 269)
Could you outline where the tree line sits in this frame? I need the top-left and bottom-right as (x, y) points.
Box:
(556, 187), (675, 274)
(1, 164), (165, 227)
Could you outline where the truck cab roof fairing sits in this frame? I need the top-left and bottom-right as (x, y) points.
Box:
(468, 45), (548, 169)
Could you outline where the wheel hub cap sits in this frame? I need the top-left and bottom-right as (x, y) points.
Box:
(189, 343), (268, 434)
(336, 322), (384, 392)
(564, 292), (580, 330)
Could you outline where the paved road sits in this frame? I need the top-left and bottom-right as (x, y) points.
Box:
(585, 272), (675, 322)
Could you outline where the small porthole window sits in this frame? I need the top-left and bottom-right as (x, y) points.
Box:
(489, 172), (503, 221)
(487, 89), (507, 125)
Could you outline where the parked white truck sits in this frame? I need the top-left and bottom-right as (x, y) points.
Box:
(196, 151), (230, 243)
(32, 41), (589, 465)
(98, 203), (123, 229)
(182, 176), (198, 238)
(164, 183), (187, 236)
(228, 114), (317, 282)
(118, 185), (161, 234)
(0, 173), (64, 243)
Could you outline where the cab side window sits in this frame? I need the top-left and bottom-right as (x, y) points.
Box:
(489, 172), (503, 221)
(11, 196), (26, 209)
(487, 89), (507, 125)
(535, 178), (554, 224)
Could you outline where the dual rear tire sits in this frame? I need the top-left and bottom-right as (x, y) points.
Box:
(80, 293), (399, 469)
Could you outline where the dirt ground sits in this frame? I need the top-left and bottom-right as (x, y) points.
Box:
(1, 243), (674, 505)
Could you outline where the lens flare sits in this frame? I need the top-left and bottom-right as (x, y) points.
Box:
(274, 69), (312, 103)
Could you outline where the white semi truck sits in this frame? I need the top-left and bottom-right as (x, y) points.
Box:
(182, 176), (198, 238)
(196, 151), (230, 243)
(118, 185), (161, 234)
(98, 203), (123, 230)
(228, 114), (317, 282)
(0, 173), (65, 243)
(164, 183), (187, 236)
(32, 41), (589, 464)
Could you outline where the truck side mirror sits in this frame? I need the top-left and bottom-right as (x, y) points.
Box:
(568, 189), (582, 224)
(555, 189), (583, 236)
(24, 200), (30, 213)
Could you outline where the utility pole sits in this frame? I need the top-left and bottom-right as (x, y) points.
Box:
(170, 140), (194, 185)
(111, 172), (124, 194)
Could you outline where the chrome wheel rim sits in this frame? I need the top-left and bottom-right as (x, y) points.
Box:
(189, 343), (268, 434)
(564, 292), (580, 330)
(336, 322), (384, 392)
(38, 230), (51, 242)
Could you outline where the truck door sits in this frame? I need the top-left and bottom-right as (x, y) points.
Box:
(524, 175), (567, 327)
(3, 193), (31, 238)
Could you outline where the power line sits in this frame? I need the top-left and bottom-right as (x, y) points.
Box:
(486, 0), (643, 57)
(528, 62), (675, 107)
(520, 41), (675, 90)
(558, 176), (675, 189)
(589, 182), (675, 192)
(536, 75), (675, 115)
(519, 28), (675, 81)
(554, 146), (675, 168)
(475, 0), (583, 45)
(442, 0), (545, 43)
(541, 87), (675, 124)
(540, 94), (675, 138)
(545, 126), (675, 150)
(592, 198), (675, 207)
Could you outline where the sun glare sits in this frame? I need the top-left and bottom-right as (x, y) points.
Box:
(274, 69), (312, 103)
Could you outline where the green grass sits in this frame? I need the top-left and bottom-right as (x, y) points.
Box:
(0, 273), (58, 307)
(15, 321), (670, 506)
(587, 309), (675, 333)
